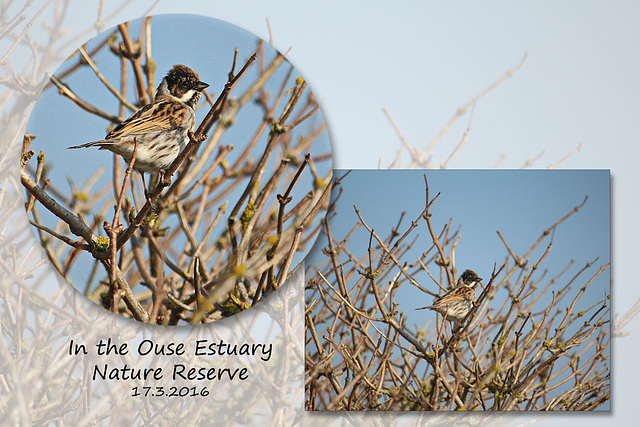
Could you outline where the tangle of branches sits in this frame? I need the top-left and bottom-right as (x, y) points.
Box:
(305, 173), (610, 411)
(20, 18), (332, 324)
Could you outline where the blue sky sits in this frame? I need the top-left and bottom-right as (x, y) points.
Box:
(25, 14), (333, 290)
(314, 169), (610, 332)
(29, 14), (332, 179)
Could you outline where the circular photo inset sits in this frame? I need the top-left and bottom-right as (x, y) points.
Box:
(21, 14), (333, 324)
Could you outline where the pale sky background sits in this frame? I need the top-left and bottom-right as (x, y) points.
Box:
(5, 0), (639, 425)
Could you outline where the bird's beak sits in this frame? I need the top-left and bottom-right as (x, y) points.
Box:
(197, 81), (209, 90)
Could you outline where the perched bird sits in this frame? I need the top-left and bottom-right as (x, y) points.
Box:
(68, 64), (209, 183)
(416, 269), (482, 323)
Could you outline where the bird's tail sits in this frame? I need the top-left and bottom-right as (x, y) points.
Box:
(67, 140), (111, 149)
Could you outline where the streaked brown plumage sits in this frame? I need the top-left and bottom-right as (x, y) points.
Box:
(416, 269), (482, 323)
(68, 64), (209, 173)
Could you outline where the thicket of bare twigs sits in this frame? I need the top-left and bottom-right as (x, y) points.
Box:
(305, 173), (610, 411)
(19, 18), (331, 324)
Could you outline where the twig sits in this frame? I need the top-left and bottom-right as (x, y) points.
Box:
(78, 46), (137, 111)
(20, 169), (99, 248)
(107, 137), (137, 313)
(116, 54), (256, 249)
(49, 74), (122, 123)
(117, 23), (149, 105)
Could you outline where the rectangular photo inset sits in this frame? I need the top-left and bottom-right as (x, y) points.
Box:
(305, 170), (610, 411)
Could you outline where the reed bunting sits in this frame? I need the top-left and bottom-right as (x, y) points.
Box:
(416, 269), (482, 323)
(68, 64), (209, 177)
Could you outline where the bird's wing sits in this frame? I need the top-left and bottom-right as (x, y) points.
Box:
(106, 98), (189, 139)
(433, 287), (467, 304)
